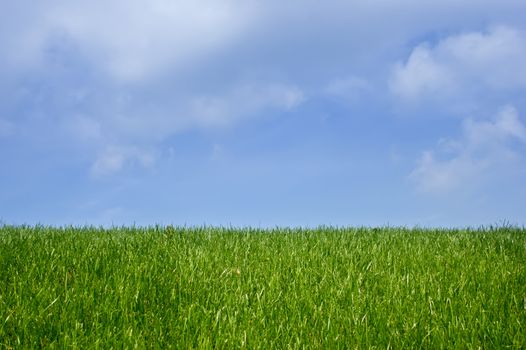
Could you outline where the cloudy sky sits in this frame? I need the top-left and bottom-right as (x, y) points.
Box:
(1, 0), (526, 227)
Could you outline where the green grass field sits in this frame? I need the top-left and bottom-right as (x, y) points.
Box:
(1, 225), (525, 348)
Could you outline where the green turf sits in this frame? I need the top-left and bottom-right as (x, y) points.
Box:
(0, 225), (525, 348)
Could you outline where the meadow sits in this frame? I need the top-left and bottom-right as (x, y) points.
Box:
(0, 225), (525, 348)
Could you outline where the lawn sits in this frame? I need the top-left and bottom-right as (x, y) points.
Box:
(1, 225), (525, 348)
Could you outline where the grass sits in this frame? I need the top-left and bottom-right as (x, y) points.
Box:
(0, 225), (525, 348)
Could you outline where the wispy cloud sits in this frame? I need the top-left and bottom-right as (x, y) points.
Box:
(410, 106), (526, 194)
(190, 83), (304, 129)
(91, 145), (157, 177)
(75, 81), (304, 176)
(324, 76), (372, 102)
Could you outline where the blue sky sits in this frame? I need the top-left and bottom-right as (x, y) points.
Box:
(1, 0), (526, 227)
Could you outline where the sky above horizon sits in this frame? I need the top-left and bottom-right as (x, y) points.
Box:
(1, 1), (526, 227)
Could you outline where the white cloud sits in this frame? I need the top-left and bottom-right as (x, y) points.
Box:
(47, 0), (257, 81)
(91, 145), (157, 177)
(410, 106), (526, 194)
(410, 151), (487, 194)
(390, 45), (454, 101)
(463, 106), (526, 149)
(1, 0), (257, 81)
(390, 26), (526, 103)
